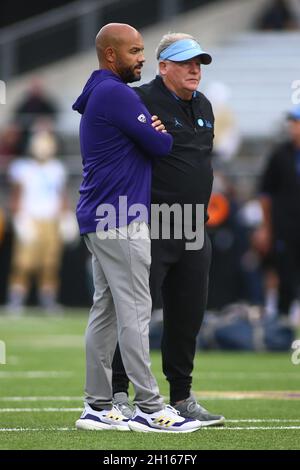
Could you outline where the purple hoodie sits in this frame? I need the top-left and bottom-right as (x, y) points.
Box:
(72, 69), (173, 234)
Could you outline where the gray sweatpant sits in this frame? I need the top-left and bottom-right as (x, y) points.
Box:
(83, 221), (164, 412)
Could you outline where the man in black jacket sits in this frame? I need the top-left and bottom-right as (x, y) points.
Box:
(112, 33), (225, 426)
(259, 106), (300, 321)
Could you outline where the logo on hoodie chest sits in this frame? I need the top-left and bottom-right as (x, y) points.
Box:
(137, 114), (147, 123)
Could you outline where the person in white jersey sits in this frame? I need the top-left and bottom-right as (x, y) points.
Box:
(7, 130), (68, 313)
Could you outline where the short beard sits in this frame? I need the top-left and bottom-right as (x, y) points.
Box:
(119, 67), (141, 84)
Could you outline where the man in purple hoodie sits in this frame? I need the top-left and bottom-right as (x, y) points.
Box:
(72, 23), (202, 433)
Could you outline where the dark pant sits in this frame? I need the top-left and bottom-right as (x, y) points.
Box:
(275, 238), (300, 314)
(112, 230), (211, 403)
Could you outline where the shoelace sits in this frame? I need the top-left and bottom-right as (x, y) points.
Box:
(115, 401), (133, 410)
(165, 404), (180, 416)
(111, 404), (126, 415)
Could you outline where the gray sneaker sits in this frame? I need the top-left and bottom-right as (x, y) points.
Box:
(113, 392), (134, 419)
(174, 395), (225, 427)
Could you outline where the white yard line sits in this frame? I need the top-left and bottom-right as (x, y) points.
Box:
(0, 396), (82, 401)
(1, 371), (299, 380)
(0, 371), (73, 378)
(0, 408), (82, 412)
(203, 426), (300, 430)
(1, 391), (300, 402)
(227, 419), (300, 423)
(0, 426), (300, 432)
(195, 372), (300, 379)
(0, 428), (75, 432)
(194, 391), (300, 400)
(1, 409), (300, 423)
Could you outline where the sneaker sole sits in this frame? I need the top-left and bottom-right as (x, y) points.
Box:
(76, 419), (130, 431)
(128, 421), (201, 433)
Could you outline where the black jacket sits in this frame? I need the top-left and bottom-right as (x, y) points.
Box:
(260, 140), (300, 241)
(135, 75), (214, 222)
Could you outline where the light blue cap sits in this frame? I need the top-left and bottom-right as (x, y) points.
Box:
(159, 39), (212, 64)
(287, 106), (300, 121)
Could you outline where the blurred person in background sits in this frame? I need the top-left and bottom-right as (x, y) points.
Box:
(257, 106), (300, 326)
(0, 207), (5, 245)
(206, 171), (248, 309)
(6, 130), (68, 313)
(13, 77), (58, 154)
(205, 81), (241, 163)
(236, 198), (267, 308)
(0, 123), (22, 171)
(289, 0), (300, 27)
(256, 0), (298, 30)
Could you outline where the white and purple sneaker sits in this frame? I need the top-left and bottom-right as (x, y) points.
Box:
(76, 403), (130, 431)
(128, 405), (202, 433)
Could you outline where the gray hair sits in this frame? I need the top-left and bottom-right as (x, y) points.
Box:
(156, 32), (196, 60)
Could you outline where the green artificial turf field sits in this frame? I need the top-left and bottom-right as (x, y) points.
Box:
(0, 310), (299, 450)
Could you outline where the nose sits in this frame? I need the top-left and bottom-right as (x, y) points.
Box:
(139, 51), (145, 63)
(189, 61), (201, 73)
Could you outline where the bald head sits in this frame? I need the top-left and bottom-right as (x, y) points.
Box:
(96, 23), (141, 64)
(95, 23), (145, 83)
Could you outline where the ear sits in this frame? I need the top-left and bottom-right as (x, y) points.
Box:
(104, 46), (116, 64)
(158, 61), (167, 77)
